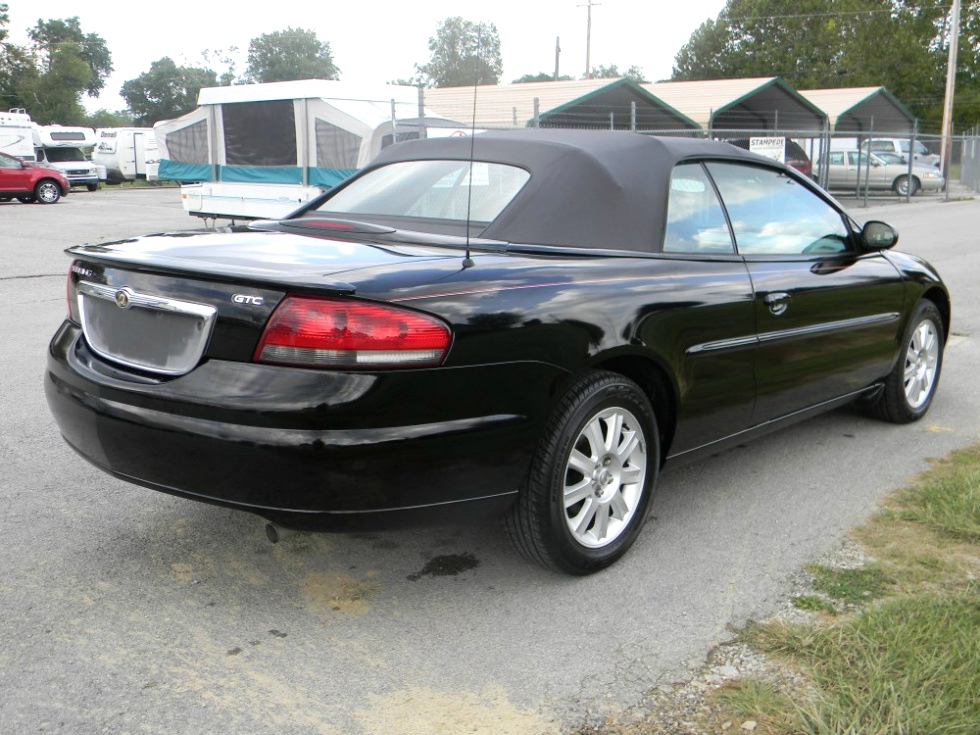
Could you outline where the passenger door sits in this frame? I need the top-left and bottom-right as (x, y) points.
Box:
(705, 162), (904, 424)
(655, 162), (758, 454)
(0, 152), (32, 193)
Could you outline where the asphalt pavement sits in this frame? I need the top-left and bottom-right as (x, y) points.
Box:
(1, 188), (977, 734)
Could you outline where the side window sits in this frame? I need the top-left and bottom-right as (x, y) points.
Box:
(828, 152), (844, 165)
(663, 163), (734, 254)
(706, 162), (850, 256)
(870, 141), (891, 152)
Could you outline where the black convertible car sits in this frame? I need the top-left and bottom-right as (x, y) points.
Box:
(46, 130), (949, 574)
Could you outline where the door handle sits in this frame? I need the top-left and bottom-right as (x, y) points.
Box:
(764, 292), (791, 316)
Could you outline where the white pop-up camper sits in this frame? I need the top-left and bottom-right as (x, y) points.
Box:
(32, 124), (103, 190)
(93, 127), (159, 183)
(0, 109), (34, 159)
(153, 79), (466, 221)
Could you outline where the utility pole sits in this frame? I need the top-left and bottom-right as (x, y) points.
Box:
(554, 36), (561, 80)
(579, 0), (601, 79)
(940, 0), (961, 178)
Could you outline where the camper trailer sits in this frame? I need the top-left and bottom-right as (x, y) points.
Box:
(93, 127), (159, 184)
(154, 79), (463, 220)
(32, 124), (102, 190)
(0, 109), (34, 159)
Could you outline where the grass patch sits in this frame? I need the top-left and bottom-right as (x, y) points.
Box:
(728, 445), (980, 734)
(791, 595), (835, 614)
(807, 564), (893, 605)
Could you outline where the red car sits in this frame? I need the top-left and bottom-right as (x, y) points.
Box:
(0, 152), (71, 204)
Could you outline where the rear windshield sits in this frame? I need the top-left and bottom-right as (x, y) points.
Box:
(315, 160), (530, 224)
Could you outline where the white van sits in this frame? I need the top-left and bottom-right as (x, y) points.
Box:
(860, 138), (941, 169)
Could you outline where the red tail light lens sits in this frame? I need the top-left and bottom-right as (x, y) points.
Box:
(254, 296), (451, 369)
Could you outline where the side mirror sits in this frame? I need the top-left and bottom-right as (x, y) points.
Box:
(861, 221), (899, 250)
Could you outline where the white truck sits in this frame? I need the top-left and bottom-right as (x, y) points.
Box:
(92, 127), (160, 184)
(32, 124), (103, 191)
(154, 79), (463, 221)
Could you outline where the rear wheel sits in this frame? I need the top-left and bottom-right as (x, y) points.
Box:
(894, 175), (920, 197)
(86, 183), (100, 192)
(503, 370), (659, 574)
(35, 180), (61, 204)
(869, 300), (944, 423)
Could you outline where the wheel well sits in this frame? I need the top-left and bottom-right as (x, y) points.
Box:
(923, 287), (951, 342)
(591, 355), (677, 463)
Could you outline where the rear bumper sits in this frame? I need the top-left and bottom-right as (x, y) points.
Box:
(46, 322), (564, 527)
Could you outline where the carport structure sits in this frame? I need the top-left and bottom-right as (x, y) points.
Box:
(423, 78), (700, 132)
(798, 86), (915, 134)
(643, 77), (827, 135)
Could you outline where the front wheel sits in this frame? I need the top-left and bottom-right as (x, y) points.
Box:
(86, 183), (100, 192)
(503, 370), (659, 574)
(35, 180), (62, 204)
(869, 300), (944, 423)
(894, 175), (920, 197)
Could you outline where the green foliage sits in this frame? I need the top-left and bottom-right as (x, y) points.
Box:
(512, 72), (575, 83)
(3, 15), (112, 124)
(120, 57), (217, 126)
(85, 108), (134, 128)
(416, 17), (503, 88)
(670, 0), (969, 128)
(244, 28), (339, 84)
(589, 63), (621, 79)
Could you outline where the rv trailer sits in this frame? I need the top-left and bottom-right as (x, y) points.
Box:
(153, 79), (465, 221)
(93, 127), (160, 184)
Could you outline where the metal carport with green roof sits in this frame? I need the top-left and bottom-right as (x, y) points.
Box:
(423, 78), (700, 132)
(643, 77), (827, 134)
(798, 87), (915, 134)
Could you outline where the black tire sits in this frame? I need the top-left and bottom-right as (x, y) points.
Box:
(503, 370), (660, 575)
(894, 175), (920, 197)
(86, 183), (100, 192)
(869, 300), (944, 423)
(35, 179), (61, 204)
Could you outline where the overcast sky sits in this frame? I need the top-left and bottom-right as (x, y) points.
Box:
(6, 1), (728, 112)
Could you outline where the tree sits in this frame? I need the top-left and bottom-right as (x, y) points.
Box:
(416, 17), (503, 87)
(671, 0), (955, 127)
(244, 28), (339, 83)
(589, 64), (621, 79)
(86, 108), (134, 127)
(513, 72), (574, 83)
(120, 57), (217, 126)
(7, 16), (112, 124)
(623, 65), (649, 84)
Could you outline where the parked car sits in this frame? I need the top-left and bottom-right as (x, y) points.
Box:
(0, 151), (70, 203)
(45, 130), (949, 574)
(818, 150), (944, 196)
(726, 137), (812, 177)
(860, 138), (941, 169)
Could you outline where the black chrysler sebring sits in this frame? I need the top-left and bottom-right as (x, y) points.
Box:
(46, 130), (949, 574)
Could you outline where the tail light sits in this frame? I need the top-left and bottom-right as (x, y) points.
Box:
(254, 296), (451, 369)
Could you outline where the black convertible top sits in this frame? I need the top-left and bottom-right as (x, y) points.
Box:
(363, 129), (771, 252)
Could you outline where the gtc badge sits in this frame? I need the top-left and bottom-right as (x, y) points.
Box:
(232, 294), (264, 306)
(115, 289), (131, 309)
